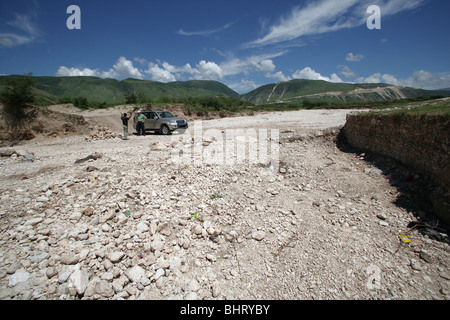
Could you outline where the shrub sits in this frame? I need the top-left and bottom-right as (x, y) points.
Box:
(73, 97), (89, 109)
(0, 76), (36, 107)
(0, 75), (36, 133)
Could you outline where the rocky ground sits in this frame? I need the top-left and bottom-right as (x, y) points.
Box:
(0, 108), (449, 300)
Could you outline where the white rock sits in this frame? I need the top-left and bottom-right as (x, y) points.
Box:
(8, 269), (30, 287)
(70, 211), (83, 221)
(212, 281), (221, 297)
(58, 271), (72, 284)
(185, 292), (198, 300)
(170, 256), (182, 270)
(68, 267), (90, 295)
(189, 278), (201, 292)
(151, 239), (164, 252)
(95, 280), (115, 297)
(252, 230), (266, 241)
(124, 265), (146, 283)
(36, 196), (49, 202)
(25, 217), (43, 226)
(136, 221), (150, 233)
(107, 251), (125, 263)
(154, 268), (165, 281)
(31, 252), (50, 264)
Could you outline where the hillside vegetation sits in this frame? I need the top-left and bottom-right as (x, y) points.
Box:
(240, 79), (449, 105)
(0, 76), (239, 107)
(1, 75), (449, 113)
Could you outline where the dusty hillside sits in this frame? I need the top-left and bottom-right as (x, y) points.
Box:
(0, 103), (90, 146)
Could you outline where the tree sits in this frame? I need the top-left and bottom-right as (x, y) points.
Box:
(125, 91), (139, 104)
(0, 75), (36, 107)
(0, 75), (37, 133)
(73, 96), (89, 109)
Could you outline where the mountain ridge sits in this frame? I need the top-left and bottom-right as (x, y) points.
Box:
(0, 75), (239, 106)
(1, 75), (448, 106)
(240, 79), (450, 105)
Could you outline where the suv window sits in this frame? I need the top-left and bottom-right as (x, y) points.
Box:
(158, 111), (175, 118)
(149, 112), (158, 119)
(142, 111), (151, 118)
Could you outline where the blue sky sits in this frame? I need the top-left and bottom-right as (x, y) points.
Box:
(0, 0), (449, 94)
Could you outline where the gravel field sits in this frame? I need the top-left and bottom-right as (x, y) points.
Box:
(0, 108), (448, 300)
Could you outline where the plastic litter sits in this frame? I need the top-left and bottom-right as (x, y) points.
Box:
(124, 210), (130, 217)
(354, 152), (366, 160)
(398, 233), (411, 244)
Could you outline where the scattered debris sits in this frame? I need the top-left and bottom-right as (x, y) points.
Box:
(75, 152), (103, 164)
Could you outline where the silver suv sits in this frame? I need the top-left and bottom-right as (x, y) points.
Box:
(133, 110), (188, 135)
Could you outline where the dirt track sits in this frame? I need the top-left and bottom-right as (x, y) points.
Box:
(0, 107), (449, 300)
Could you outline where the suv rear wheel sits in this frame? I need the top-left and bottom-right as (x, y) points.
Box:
(160, 124), (172, 135)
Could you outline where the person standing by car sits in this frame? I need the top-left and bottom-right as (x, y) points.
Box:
(121, 112), (132, 140)
(136, 112), (147, 136)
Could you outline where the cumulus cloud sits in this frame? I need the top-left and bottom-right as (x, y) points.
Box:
(346, 52), (365, 62)
(292, 67), (343, 83)
(266, 71), (290, 82)
(254, 59), (276, 73)
(56, 57), (144, 79)
(338, 65), (356, 78)
(55, 66), (100, 77)
(404, 70), (450, 90)
(246, 0), (428, 48)
(356, 70), (450, 90)
(110, 57), (144, 79)
(196, 60), (224, 80)
(145, 63), (177, 82)
(144, 60), (224, 82)
(219, 51), (287, 78)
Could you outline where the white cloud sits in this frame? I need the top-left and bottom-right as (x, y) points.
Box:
(228, 79), (260, 94)
(338, 65), (356, 78)
(56, 57), (144, 79)
(357, 72), (382, 83)
(254, 59), (276, 73)
(246, 0), (428, 48)
(110, 57), (144, 79)
(0, 13), (41, 48)
(134, 57), (148, 66)
(196, 60), (224, 80)
(219, 51), (287, 78)
(266, 71), (290, 82)
(0, 33), (34, 47)
(146, 63), (177, 82)
(292, 67), (343, 83)
(144, 60), (224, 82)
(161, 62), (197, 75)
(380, 74), (400, 86)
(177, 22), (235, 36)
(356, 70), (450, 90)
(403, 70), (450, 90)
(56, 66), (100, 77)
(346, 52), (365, 62)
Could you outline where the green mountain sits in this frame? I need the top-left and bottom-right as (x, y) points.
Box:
(2, 75), (448, 108)
(240, 79), (450, 105)
(0, 75), (239, 106)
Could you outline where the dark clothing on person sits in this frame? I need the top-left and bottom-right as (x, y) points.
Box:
(136, 121), (145, 136)
(121, 113), (132, 140)
(121, 116), (130, 126)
